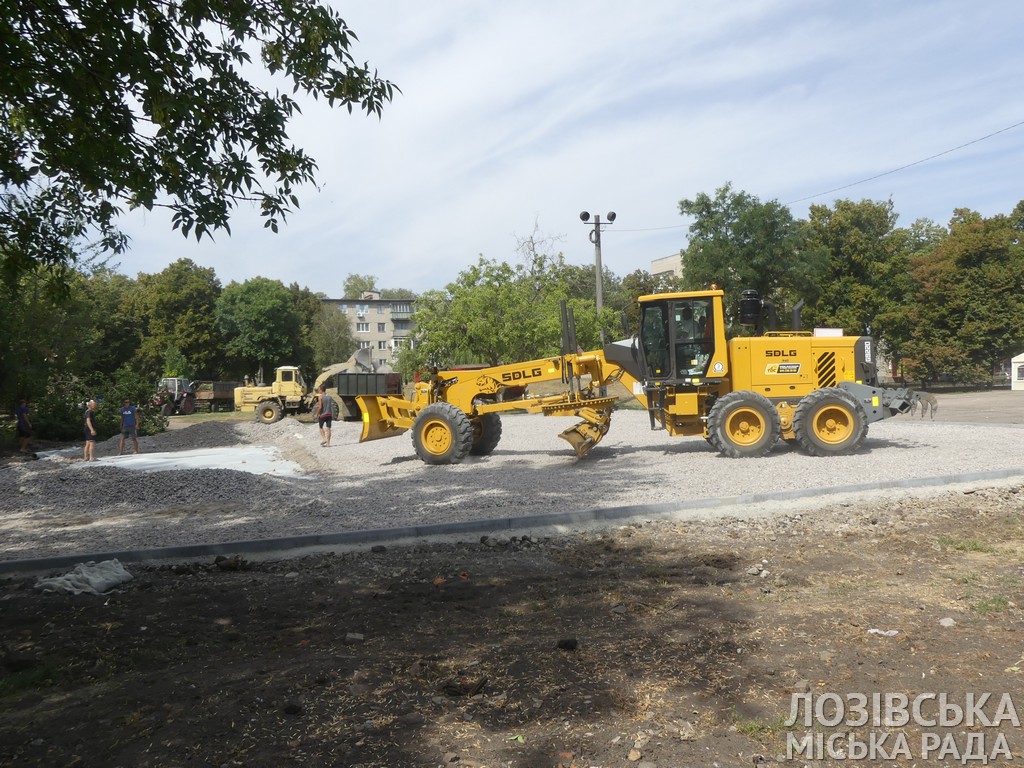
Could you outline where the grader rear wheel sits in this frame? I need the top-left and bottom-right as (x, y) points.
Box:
(411, 402), (474, 465)
(706, 391), (781, 458)
(793, 388), (867, 456)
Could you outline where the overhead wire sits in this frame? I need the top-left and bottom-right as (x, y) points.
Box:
(609, 118), (1024, 237)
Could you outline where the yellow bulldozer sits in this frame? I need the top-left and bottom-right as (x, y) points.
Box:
(356, 287), (921, 464)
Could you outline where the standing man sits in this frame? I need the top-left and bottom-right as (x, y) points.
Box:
(314, 385), (334, 448)
(119, 398), (141, 455)
(15, 399), (32, 453)
(83, 400), (98, 461)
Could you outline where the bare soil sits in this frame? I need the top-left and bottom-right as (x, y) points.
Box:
(2, 482), (1024, 767)
(2, 390), (1024, 767)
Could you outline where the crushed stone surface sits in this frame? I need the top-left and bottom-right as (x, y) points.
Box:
(2, 411), (1023, 562)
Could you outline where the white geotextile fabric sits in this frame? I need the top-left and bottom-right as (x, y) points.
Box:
(35, 559), (133, 595)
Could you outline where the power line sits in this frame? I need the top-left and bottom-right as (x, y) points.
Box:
(785, 118), (1024, 205)
(610, 118), (1024, 233)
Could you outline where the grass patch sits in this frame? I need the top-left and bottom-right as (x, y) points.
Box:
(732, 714), (789, 741)
(937, 535), (995, 553)
(0, 664), (59, 697)
(974, 595), (1010, 616)
(956, 571), (981, 584)
(170, 411), (251, 425)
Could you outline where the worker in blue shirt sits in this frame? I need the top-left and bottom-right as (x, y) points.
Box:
(119, 399), (142, 455)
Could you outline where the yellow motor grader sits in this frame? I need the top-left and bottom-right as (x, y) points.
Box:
(357, 288), (921, 464)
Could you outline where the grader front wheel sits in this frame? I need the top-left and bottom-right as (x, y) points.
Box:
(411, 403), (474, 465)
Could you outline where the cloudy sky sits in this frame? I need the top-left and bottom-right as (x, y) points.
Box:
(120, 0), (1024, 296)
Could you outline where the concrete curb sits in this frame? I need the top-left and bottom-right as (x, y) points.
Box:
(3, 467), (1023, 576)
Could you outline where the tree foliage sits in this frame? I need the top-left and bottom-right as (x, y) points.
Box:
(131, 259), (222, 379)
(802, 199), (904, 335)
(216, 277), (301, 377)
(309, 301), (357, 372)
(343, 274), (378, 299)
(678, 182), (826, 324)
(1, 0), (397, 289)
(901, 208), (1024, 383)
(400, 252), (607, 377)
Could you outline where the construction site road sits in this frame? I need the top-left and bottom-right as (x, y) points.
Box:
(1, 389), (1023, 570)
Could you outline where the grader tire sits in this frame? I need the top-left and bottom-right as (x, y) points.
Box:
(469, 413), (503, 456)
(257, 400), (283, 424)
(793, 387), (867, 456)
(411, 402), (474, 465)
(707, 391), (781, 458)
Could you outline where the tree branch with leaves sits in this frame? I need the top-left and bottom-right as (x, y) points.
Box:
(1, 0), (397, 288)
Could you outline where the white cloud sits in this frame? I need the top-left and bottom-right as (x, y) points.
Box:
(118, 0), (1024, 294)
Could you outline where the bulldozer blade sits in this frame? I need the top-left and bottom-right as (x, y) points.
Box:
(558, 408), (612, 458)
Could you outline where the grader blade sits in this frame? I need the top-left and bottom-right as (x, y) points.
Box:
(558, 407), (612, 458)
(356, 395), (413, 442)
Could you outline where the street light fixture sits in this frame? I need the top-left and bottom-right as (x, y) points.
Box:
(580, 210), (616, 344)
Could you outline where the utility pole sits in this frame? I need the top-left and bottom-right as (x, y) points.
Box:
(579, 210), (616, 345)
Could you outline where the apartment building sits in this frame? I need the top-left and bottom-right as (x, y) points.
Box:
(651, 253), (682, 281)
(322, 291), (414, 368)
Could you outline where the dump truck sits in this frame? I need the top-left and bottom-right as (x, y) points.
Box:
(234, 348), (402, 424)
(190, 380), (241, 412)
(356, 287), (922, 464)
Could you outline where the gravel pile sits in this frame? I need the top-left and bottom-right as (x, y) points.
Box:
(2, 410), (1023, 562)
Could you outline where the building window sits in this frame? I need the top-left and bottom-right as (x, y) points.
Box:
(393, 319), (409, 331)
(339, 304), (348, 314)
(358, 341), (371, 349)
(377, 322), (386, 333)
(1018, 364), (1024, 381)
(392, 302), (411, 314)
(356, 322), (369, 333)
(378, 340), (388, 350)
(378, 305), (386, 314)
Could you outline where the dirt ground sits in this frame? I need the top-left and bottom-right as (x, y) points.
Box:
(2, 391), (1024, 768)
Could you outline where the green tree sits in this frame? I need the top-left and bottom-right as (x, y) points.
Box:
(802, 199), (908, 336)
(287, 283), (324, 377)
(216, 277), (302, 378)
(0, 265), (88, 406)
(1, 0), (397, 289)
(78, 267), (140, 375)
(678, 183), (825, 326)
(380, 287), (418, 300)
(902, 206), (1024, 384)
(343, 274), (378, 299)
(400, 255), (598, 377)
(131, 259), (222, 379)
(618, 269), (684, 332)
(309, 303), (357, 372)
(872, 218), (948, 376)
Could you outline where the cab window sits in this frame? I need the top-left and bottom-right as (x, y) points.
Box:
(640, 304), (669, 378)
